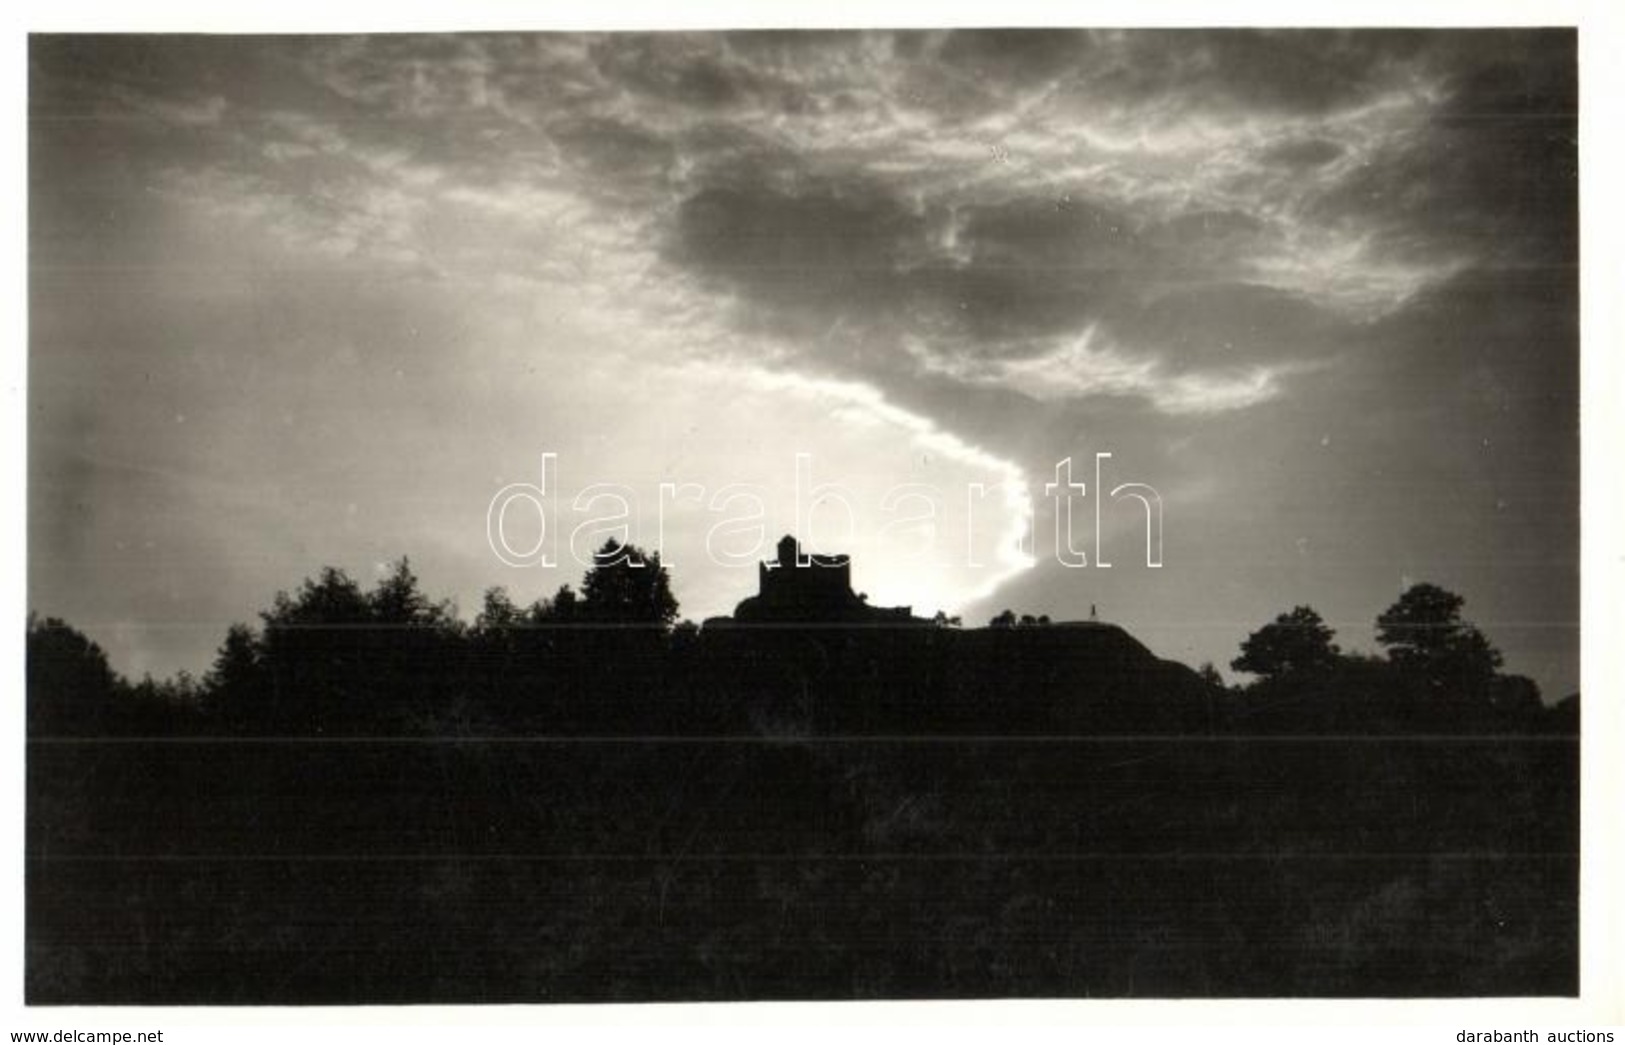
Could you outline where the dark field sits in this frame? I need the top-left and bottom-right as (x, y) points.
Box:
(27, 735), (1577, 1003)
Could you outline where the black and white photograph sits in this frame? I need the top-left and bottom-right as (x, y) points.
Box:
(15, 8), (1617, 1027)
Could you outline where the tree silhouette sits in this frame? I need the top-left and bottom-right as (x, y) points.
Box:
(204, 622), (267, 730)
(369, 556), (447, 627)
(579, 539), (678, 626)
(26, 615), (119, 736)
(264, 566), (372, 628)
(121, 670), (204, 734)
(670, 618), (701, 645)
(540, 584), (580, 621)
(474, 586), (522, 633)
(1376, 583), (1502, 692)
(256, 566), (379, 732)
(1231, 605), (1341, 680)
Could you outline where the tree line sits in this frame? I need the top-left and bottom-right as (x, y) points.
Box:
(1214, 586), (1568, 732)
(26, 541), (1574, 737)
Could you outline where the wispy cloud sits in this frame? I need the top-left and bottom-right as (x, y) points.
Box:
(904, 326), (1301, 415)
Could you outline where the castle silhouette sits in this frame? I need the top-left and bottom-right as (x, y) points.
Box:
(692, 532), (1215, 738)
(731, 535), (918, 624)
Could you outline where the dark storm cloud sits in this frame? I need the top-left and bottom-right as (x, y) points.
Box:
(668, 121), (806, 193)
(932, 29), (1429, 114)
(674, 182), (915, 273)
(1096, 30), (1430, 114)
(934, 28), (1097, 84)
(961, 196), (1154, 274)
(880, 29), (1425, 127)
(32, 34), (252, 114)
(35, 30), (1578, 410)
(589, 36), (756, 111)
(959, 199), (1282, 290)
(1312, 29), (1576, 267)
(663, 132), (1354, 408)
(46, 29), (1571, 415)
(668, 178), (1153, 366)
(668, 179), (929, 348)
(1098, 283), (1347, 369)
(549, 114), (677, 198)
(646, 29), (1574, 419)
(896, 263), (1116, 346)
(1260, 138), (1346, 168)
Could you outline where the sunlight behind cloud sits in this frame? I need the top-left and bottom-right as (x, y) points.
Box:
(591, 360), (1037, 619)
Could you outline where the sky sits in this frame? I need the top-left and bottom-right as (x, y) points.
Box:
(27, 29), (1579, 696)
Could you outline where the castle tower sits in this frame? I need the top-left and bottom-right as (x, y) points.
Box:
(733, 534), (914, 623)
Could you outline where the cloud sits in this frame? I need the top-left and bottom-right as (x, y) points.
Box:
(633, 32), (1498, 414)
(589, 35), (766, 111)
(57, 30), (1510, 407)
(548, 114), (677, 199)
(1261, 137), (1346, 168)
(1314, 68), (1577, 268)
(904, 326), (1298, 415)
